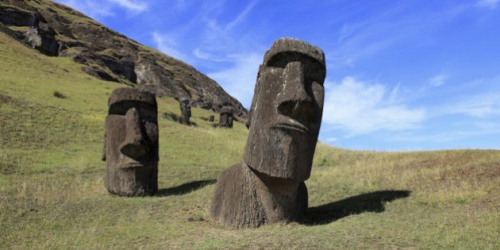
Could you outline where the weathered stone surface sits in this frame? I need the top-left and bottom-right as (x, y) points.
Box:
(211, 163), (308, 228)
(103, 87), (159, 196)
(218, 105), (233, 128)
(178, 97), (192, 125)
(244, 38), (325, 180)
(211, 38), (326, 228)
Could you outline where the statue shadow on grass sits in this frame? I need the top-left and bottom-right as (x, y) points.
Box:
(302, 190), (411, 226)
(156, 179), (216, 197)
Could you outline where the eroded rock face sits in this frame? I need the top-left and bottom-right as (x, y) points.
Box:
(0, 0), (248, 121)
(211, 38), (326, 228)
(103, 88), (159, 196)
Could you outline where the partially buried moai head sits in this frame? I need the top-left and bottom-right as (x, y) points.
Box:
(103, 87), (159, 196)
(243, 38), (326, 181)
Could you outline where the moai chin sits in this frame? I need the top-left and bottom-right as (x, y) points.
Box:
(211, 38), (326, 228)
(102, 88), (159, 196)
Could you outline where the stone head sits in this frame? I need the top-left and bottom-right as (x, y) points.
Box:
(103, 87), (158, 195)
(243, 38), (326, 181)
(219, 106), (234, 128)
(178, 97), (192, 125)
(179, 98), (191, 115)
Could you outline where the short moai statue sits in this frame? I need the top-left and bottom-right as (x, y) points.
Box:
(210, 38), (326, 228)
(102, 87), (159, 196)
(218, 106), (233, 128)
(178, 97), (192, 125)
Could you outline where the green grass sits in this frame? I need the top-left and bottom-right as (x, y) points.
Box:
(0, 31), (499, 249)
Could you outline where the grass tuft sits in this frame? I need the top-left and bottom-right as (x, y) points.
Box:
(52, 90), (66, 99)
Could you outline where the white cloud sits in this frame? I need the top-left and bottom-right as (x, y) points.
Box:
(329, 3), (470, 70)
(467, 121), (500, 136)
(151, 32), (191, 64)
(428, 74), (448, 87)
(207, 53), (262, 108)
(323, 77), (426, 136)
(177, 1), (263, 108)
(436, 74), (500, 118)
(449, 93), (500, 118)
(226, 0), (258, 30)
(108, 0), (148, 13)
(334, 23), (401, 68)
(55, 0), (115, 17)
(324, 137), (338, 143)
(331, 8), (413, 68)
(197, 1), (259, 56)
(193, 49), (231, 63)
(54, 0), (147, 18)
(420, 73), (449, 92)
(477, 0), (499, 9)
(148, 1), (265, 107)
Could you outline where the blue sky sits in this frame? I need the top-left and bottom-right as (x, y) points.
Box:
(54, 0), (500, 151)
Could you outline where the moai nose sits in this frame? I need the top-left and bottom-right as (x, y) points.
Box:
(277, 61), (315, 120)
(120, 107), (150, 159)
(284, 61), (309, 102)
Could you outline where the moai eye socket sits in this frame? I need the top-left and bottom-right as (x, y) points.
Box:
(108, 101), (157, 122)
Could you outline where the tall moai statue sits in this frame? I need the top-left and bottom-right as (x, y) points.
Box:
(178, 97), (192, 125)
(102, 88), (159, 196)
(210, 38), (326, 228)
(218, 105), (234, 128)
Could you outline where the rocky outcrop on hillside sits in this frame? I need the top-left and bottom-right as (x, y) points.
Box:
(0, 0), (247, 118)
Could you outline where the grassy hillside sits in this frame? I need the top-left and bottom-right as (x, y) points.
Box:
(0, 0), (248, 118)
(1, 31), (499, 249)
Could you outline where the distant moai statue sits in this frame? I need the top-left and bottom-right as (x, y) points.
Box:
(178, 97), (192, 125)
(102, 87), (159, 196)
(218, 105), (233, 128)
(210, 38), (326, 228)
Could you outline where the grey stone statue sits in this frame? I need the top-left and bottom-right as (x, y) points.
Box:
(211, 38), (326, 228)
(102, 87), (159, 196)
(178, 97), (192, 125)
(219, 105), (233, 128)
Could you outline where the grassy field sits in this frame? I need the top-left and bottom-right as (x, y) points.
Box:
(1, 31), (499, 249)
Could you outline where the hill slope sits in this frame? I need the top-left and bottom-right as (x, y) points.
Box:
(0, 0), (247, 119)
(0, 17), (499, 249)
